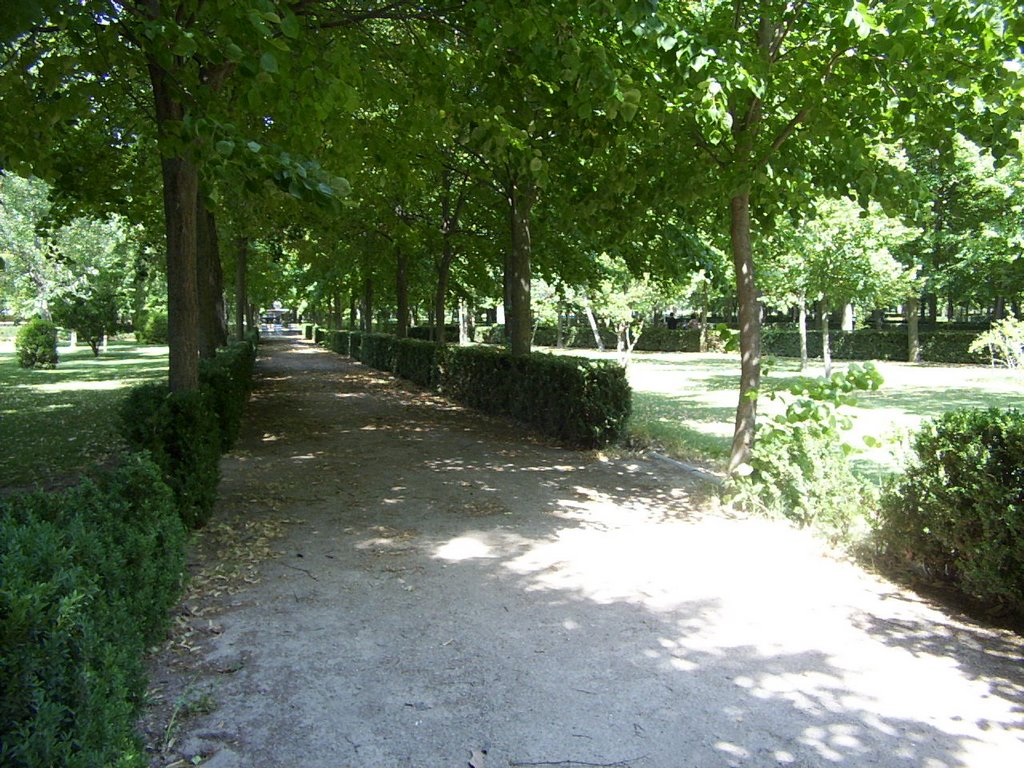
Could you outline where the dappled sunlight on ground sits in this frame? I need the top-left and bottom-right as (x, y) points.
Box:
(163, 337), (1024, 768)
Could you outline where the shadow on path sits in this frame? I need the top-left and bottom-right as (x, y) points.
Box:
(151, 337), (1024, 768)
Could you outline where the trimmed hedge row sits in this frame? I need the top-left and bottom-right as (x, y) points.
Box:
(121, 338), (259, 529)
(877, 407), (1024, 613)
(762, 328), (986, 364)
(323, 331), (631, 448)
(1, 454), (187, 768)
(478, 324), (728, 353)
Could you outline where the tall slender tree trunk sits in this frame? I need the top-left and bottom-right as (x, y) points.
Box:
(196, 200), (226, 358)
(434, 242), (454, 344)
(727, 189), (761, 475)
(348, 290), (357, 330)
(699, 280), (710, 352)
(798, 299), (808, 371)
(235, 237), (248, 342)
(906, 296), (921, 363)
(820, 298), (832, 377)
(395, 248), (409, 339)
(582, 292), (605, 352)
(361, 277), (374, 332)
(506, 176), (534, 357)
(458, 298), (470, 345)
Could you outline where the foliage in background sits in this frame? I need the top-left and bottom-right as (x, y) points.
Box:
(969, 314), (1024, 368)
(136, 311), (169, 344)
(0, 454), (186, 768)
(876, 407), (1024, 613)
(728, 364), (884, 540)
(762, 327), (986, 365)
(14, 317), (59, 369)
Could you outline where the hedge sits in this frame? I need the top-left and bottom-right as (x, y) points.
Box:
(327, 331), (631, 448)
(408, 325), (459, 341)
(876, 408), (1024, 613)
(0, 454), (186, 768)
(121, 339), (259, 529)
(478, 323), (729, 353)
(761, 328), (986, 364)
(302, 323), (315, 340)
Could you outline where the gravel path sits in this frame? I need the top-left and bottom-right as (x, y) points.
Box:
(146, 336), (1024, 768)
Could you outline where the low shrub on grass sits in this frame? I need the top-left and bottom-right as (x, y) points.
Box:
(0, 454), (185, 768)
(15, 317), (59, 369)
(135, 312), (168, 345)
(761, 327), (983, 364)
(728, 364), (884, 541)
(120, 384), (221, 529)
(875, 407), (1024, 612)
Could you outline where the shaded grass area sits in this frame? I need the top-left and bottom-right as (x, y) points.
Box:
(550, 348), (1023, 478)
(0, 342), (168, 489)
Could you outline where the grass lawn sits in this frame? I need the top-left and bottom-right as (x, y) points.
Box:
(546, 347), (1022, 480)
(0, 341), (168, 489)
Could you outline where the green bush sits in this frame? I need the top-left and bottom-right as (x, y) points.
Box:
(328, 330), (351, 355)
(440, 346), (632, 448)
(199, 341), (257, 451)
(728, 364), (884, 540)
(120, 384), (221, 529)
(0, 454), (185, 768)
(302, 323), (315, 340)
(761, 327), (984, 364)
(136, 312), (168, 345)
(876, 408), (1024, 611)
(395, 338), (444, 388)
(408, 325), (458, 341)
(15, 317), (59, 369)
(359, 333), (396, 370)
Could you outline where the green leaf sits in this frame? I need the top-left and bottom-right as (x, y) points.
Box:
(260, 52), (278, 74)
(281, 12), (301, 39)
(215, 140), (234, 156)
(246, 141), (262, 153)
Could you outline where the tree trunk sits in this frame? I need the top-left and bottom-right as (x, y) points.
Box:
(906, 296), (921, 363)
(506, 176), (534, 357)
(349, 290), (357, 330)
(149, 58), (200, 392)
(926, 293), (938, 324)
(196, 200), (227, 358)
(582, 292), (605, 352)
(235, 237), (248, 341)
(361, 278), (374, 332)
(820, 298), (832, 377)
(841, 302), (854, 332)
(395, 248), (409, 339)
(699, 280), (710, 352)
(727, 190), (761, 475)
(458, 298), (470, 345)
(994, 296), (1007, 321)
(798, 299), (808, 371)
(434, 242), (454, 344)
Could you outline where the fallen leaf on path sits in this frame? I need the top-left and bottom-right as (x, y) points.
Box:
(469, 748), (487, 768)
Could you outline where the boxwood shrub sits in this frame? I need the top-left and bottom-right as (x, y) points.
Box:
(199, 340), (257, 451)
(439, 346), (632, 448)
(120, 384), (221, 529)
(15, 317), (59, 369)
(359, 333), (396, 370)
(323, 331), (630, 447)
(876, 407), (1024, 612)
(395, 338), (444, 388)
(302, 323), (315, 340)
(0, 454), (186, 768)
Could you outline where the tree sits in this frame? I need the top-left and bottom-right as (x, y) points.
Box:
(645, 0), (1024, 473)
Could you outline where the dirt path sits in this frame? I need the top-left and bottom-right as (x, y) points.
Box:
(145, 336), (1024, 768)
